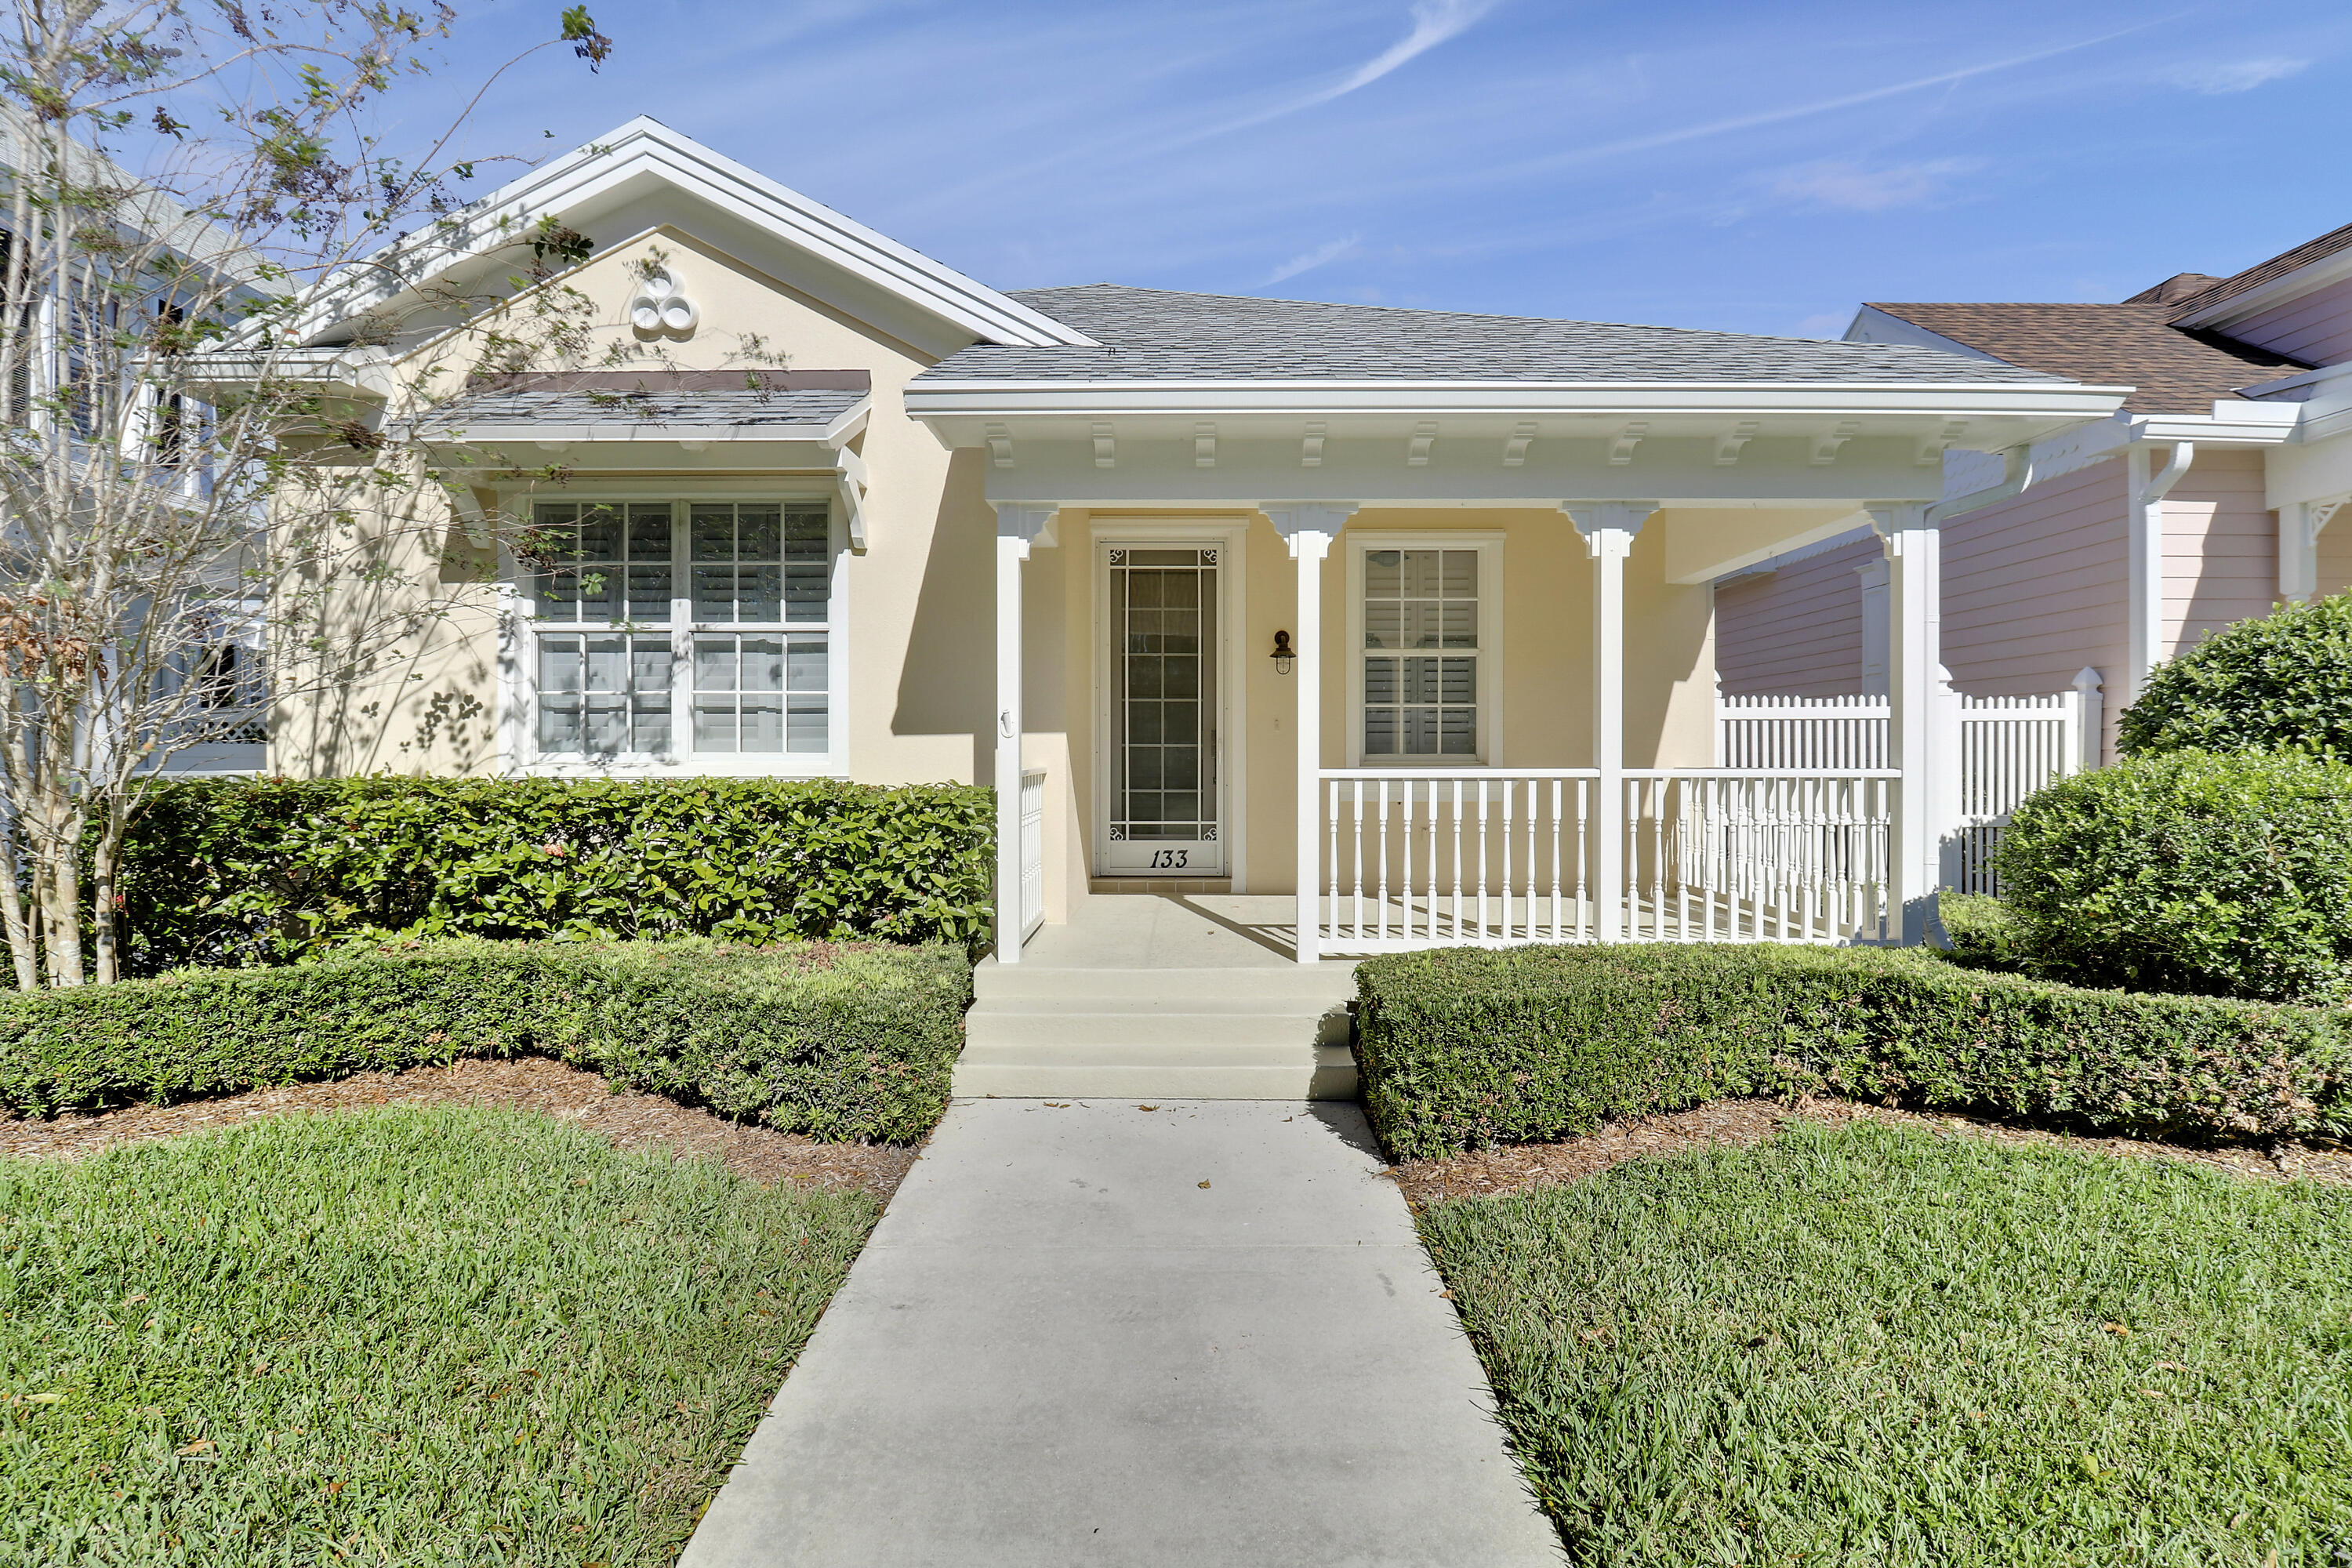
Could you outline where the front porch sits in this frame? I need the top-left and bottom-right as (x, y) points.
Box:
(987, 496), (1951, 965)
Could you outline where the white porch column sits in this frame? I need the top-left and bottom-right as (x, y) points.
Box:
(2281, 494), (2347, 604)
(1868, 503), (1942, 945)
(1564, 503), (1655, 945)
(991, 503), (1057, 963)
(1268, 503), (1359, 965)
(2125, 441), (2194, 703)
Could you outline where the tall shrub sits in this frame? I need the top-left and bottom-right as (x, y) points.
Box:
(1994, 749), (2352, 1002)
(113, 778), (993, 975)
(2119, 592), (2352, 761)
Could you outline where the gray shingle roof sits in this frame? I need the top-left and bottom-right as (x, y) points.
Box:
(419, 370), (867, 433)
(915, 285), (2070, 386)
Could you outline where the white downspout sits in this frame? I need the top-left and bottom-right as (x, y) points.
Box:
(2126, 440), (2194, 704)
(1928, 445), (2036, 526)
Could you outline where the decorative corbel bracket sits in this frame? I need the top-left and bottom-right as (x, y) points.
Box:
(1608, 422), (1649, 466)
(1503, 422), (1536, 467)
(1407, 422), (1438, 467)
(1713, 421), (1759, 467)
(1810, 421), (1861, 466)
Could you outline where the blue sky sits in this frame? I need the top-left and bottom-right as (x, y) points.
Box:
(402, 1), (2350, 338)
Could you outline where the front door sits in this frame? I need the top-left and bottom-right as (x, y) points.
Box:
(1098, 543), (1225, 877)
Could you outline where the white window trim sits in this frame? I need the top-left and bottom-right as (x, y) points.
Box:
(493, 485), (849, 778)
(1345, 530), (1504, 768)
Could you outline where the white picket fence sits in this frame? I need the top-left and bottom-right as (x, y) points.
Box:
(1718, 668), (2103, 894)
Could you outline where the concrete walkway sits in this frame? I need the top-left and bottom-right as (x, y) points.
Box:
(681, 1099), (1563, 1567)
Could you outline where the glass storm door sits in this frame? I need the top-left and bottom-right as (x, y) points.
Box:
(1102, 544), (1224, 876)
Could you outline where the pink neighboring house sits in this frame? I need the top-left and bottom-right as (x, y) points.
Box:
(1716, 220), (2352, 757)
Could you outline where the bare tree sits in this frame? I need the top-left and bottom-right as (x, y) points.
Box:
(0, 0), (613, 985)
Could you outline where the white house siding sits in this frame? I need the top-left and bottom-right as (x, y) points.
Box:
(2161, 449), (2279, 655)
(1711, 535), (1878, 695)
(2217, 273), (2352, 367)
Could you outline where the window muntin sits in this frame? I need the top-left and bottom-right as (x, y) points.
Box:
(1362, 547), (1479, 758)
(529, 499), (834, 764)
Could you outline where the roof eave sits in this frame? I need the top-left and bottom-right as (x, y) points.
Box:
(903, 379), (2132, 420)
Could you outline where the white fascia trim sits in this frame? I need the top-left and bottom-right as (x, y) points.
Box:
(269, 117), (1096, 350)
(2238, 360), (2352, 400)
(904, 379), (2132, 420)
(2169, 248), (2352, 332)
(2129, 408), (2300, 445)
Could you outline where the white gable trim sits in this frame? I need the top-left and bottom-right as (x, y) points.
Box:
(279, 117), (1094, 351)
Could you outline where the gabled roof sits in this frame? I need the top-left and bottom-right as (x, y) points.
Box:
(2161, 217), (2352, 321)
(416, 369), (868, 437)
(916, 284), (2065, 385)
(1857, 302), (2305, 414)
(281, 117), (1094, 352)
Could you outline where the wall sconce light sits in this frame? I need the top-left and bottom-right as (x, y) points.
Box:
(1271, 630), (1294, 675)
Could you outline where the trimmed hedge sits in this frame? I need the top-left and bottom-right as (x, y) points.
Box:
(0, 939), (971, 1142)
(1994, 749), (2352, 1003)
(1356, 943), (2352, 1160)
(114, 777), (993, 974)
(2119, 590), (2352, 761)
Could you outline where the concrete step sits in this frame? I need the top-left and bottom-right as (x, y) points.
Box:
(959, 1040), (1355, 1069)
(965, 1001), (1348, 1050)
(975, 960), (1359, 1005)
(953, 1049), (1359, 1102)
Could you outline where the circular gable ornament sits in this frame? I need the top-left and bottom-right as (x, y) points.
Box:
(628, 270), (698, 336)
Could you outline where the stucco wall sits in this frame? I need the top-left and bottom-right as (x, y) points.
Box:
(2218, 273), (2352, 367)
(271, 226), (1000, 793)
(1711, 535), (1878, 695)
(1029, 506), (1711, 895)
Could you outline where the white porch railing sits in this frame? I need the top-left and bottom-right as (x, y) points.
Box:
(1019, 767), (1047, 940)
(1316, 767), (1892, 953)
(1321, 771), (1596, 951)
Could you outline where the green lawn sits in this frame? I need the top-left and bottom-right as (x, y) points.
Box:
(1, 1106), (880, 1566)
(1419, 1120), (2352, 1567)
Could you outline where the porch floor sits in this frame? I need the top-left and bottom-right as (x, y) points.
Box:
(1020, 890), (1342, 970)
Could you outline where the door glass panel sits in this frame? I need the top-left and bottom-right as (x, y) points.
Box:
(1108, 546), (1219, 857)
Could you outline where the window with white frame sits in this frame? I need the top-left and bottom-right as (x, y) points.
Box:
(1354, 538), (1496, 762)
(528, 498), (835, 764)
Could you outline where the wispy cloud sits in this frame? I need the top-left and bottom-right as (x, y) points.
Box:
(1771, 157), (1983, 212)
(1186, 0), (1499, 144)
(2162, 56), (2310, 93)
(1480, 21), (2160, 186)
(1266, 234), (1362, 284)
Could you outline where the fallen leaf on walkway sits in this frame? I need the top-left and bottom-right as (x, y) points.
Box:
(1138, 1105), (1159, 1112)
(1197, 1181), (1210, 1189)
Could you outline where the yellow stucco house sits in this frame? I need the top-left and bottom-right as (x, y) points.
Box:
(238, 118), (2130, 983)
